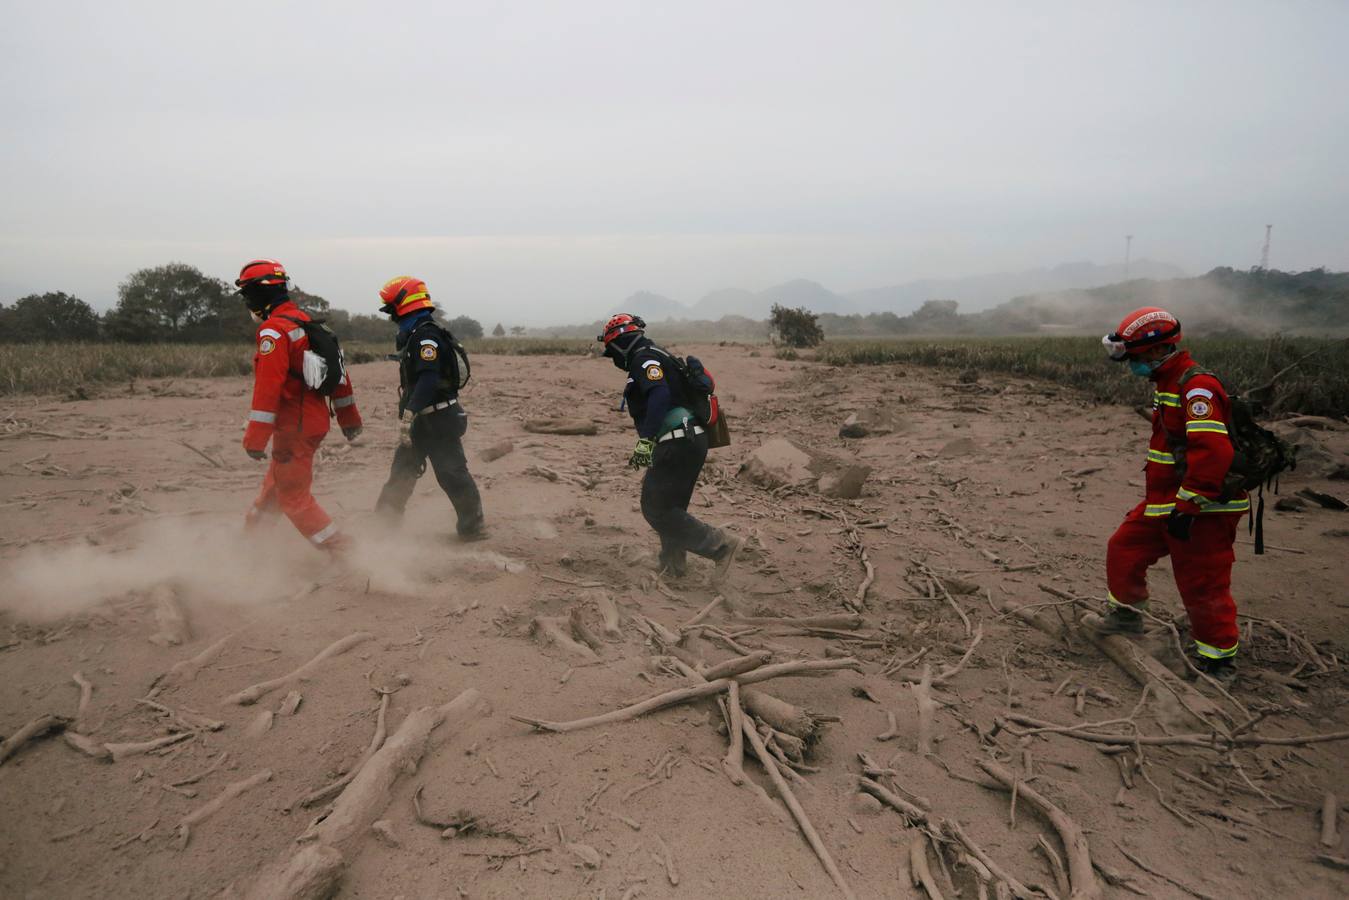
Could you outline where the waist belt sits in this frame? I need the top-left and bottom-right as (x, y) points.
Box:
(413, 399), (457, 417)
(657, 425), (704, 443)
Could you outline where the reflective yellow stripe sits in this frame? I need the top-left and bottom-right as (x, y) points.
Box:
(1195, 639), (1238, 660)
(1146, 450), (1176, 465)
(1143, 503), (1175, 517)
(1177, 488), (1250, 514)
(1186, 420), (1228, 435)
(1153, 391), (1181, 408)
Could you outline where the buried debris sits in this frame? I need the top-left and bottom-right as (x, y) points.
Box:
(0, 713), (71, 766)
(223, 632), (375, 706)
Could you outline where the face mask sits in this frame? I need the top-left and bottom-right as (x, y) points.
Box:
(1128, 358), (1159, 377)
(250, 310), (264, 325)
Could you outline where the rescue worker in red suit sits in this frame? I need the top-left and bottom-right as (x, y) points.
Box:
(1099, 307), (1246, 684)
(236, 259), (363, 552)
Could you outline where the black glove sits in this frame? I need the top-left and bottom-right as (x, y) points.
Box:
(342, 426), (362, 441)
(1166, 511), (1194, 541)
(246, 448), (268, 461)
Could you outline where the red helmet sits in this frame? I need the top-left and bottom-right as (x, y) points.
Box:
(235, 258), (288, 293)
(378, 275), (434, 317)
(598, 313), (646, 346)
(1102, 307), (1182, 361)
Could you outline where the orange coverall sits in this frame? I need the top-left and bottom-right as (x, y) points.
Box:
(1105, 350), (1248, 659)
(242, 301), (361, 548)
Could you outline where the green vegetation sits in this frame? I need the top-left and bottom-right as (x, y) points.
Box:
(817, 267), (1349, 338)
(0, 338), (596, 395)
(817, 335), (1349, 417)
(769, 303), (825, 348)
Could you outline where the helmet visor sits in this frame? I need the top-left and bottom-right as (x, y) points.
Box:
(1102, 333), (1129, 362)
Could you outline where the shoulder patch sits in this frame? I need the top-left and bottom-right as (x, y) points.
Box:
(1187, 397), (1211, 419)
(640, 359), (662, 368)
(645, 364), (664, 381)
(419, 344), (438, 361)
(259, 327), (282, 341)
(258, 337), (276, 355)
(1185, 387), (1214, 401)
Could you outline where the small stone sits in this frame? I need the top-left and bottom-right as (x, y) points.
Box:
(372, 819), (400, 847)
(852, 793), (884, 816)
(394, 673), (412, 686)
(1274, 496), (1307, 512)
(567, 842), (602, 868)
(479, 440), (515, 463)
(276, 691), (302, 716)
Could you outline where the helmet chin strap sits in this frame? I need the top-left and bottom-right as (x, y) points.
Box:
(250, 310), (265, 324)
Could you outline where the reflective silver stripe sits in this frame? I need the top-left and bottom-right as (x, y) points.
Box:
(641, 360), (662, 369)
(259, 327), (282, 340)
(658, 425), (705, 443)
(412, 399), (457, 417)
(309, 522), (339, 545)
(332, 395), (356, 409)
(248, 410), (277, 424)
(287, 327), (305, 342)
(419, 339), (437, 346)
(1185, 387), (1214, 400)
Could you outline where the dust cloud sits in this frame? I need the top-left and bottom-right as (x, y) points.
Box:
(0, 516), (519, 623)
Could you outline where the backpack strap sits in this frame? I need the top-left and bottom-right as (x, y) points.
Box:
(1178, 366), (1223, 390)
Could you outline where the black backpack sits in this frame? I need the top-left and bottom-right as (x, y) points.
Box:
(648, 347), (717, 426)
(1180, 367), (1298, 553)
(280, 314), (346, 396)
(400, 321), (472, 396)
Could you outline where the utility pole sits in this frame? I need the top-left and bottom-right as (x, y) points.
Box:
(1259, 224), (1272, 271)
(1124, 234), (1134, 279)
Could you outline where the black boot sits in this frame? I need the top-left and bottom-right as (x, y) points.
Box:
(1197, 655), (1237, 687)
(1092, 602), (1146, 636)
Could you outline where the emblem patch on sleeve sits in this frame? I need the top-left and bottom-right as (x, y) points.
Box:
(1188, 398), (1211, 419)
(258, 338), (276, 355)
(646, 365), (664, 381)
(420, 345), (438, 361)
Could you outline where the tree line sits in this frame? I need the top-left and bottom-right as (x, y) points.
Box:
(0, 263), (488, 344)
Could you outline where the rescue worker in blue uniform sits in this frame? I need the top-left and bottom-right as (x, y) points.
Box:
(373, 276), (484, 539)
(599, 313), (740, 580)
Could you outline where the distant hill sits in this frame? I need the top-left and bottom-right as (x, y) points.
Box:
(600, 261), (1187, 324)
(844, 260), (1186, 316)
(609, 290), (689, 322)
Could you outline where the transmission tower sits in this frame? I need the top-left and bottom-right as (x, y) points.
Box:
(1259, 224), (1272, 270)
(1124, 234), (1133, 278)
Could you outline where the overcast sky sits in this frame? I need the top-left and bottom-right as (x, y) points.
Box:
(2, 1), (1346, 324)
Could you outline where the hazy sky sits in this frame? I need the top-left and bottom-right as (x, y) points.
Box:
(2, 1), (1346, 324)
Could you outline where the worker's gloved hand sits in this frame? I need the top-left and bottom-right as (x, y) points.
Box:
(246, 448), (268, 461)
(398, 418), (413, 447)
(1166, 510), (1194, 541)
(342, 425), (362, 442)
(628, 438), (655, 469)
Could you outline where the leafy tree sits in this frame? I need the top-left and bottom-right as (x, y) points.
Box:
(104, 263), (238, 342)
(510, 325), (526, 336)
(444, 315), (483, 339)
(0, 292), (101, 342)
(769, 303), (824, 348)
(290, 286), (330, 313)
(492, 322), (506, 337)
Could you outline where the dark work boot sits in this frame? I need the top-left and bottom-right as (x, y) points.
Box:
(1092, 601), (1147, 636)
(659, 549), (688, 578)
(709, 533), (743, 585)
(1198, 655), (1237, 687)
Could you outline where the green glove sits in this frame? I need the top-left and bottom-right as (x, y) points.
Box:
(628, 437), (655, 469)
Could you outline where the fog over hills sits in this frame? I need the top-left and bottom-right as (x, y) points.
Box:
(608, 260), (1186, 322)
